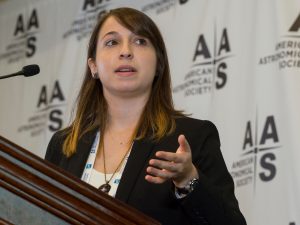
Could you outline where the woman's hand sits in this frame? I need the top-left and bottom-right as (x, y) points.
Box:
(145, 134), (199, 188)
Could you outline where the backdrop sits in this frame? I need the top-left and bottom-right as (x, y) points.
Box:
(0, 0), (299, 224)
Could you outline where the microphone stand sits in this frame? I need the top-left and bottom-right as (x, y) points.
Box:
(0, 72), (23, 80)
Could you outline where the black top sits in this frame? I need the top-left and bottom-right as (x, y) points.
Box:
(45, 117), (247, 225)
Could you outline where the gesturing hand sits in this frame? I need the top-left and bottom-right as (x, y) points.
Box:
(145, 134), (199, 188)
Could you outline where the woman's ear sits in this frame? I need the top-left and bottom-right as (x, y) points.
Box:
(87, 58), (97, 76)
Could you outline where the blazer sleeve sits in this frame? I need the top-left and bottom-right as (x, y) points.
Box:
(179, 120), (246, 225)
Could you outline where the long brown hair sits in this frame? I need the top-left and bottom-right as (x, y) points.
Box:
(63, 7), (183, 157)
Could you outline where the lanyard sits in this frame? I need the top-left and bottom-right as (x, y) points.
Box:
(81, 131), (133, 184)
(81, 131), (100, 183)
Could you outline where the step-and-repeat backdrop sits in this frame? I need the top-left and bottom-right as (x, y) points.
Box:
(0, 0), (299, 224)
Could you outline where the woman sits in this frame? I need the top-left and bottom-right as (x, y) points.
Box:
(45, 7), (246, 225)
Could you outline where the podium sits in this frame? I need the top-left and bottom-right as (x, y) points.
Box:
(0, 136), (160, 225)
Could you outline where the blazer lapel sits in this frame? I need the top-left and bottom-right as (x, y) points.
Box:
(65, 129), (98, 178)
(115, 138), (155, 203)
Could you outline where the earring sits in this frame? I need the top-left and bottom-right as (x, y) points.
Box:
(92, 72), (98, 79)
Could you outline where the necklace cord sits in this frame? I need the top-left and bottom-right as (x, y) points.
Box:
(100, 131), (135, 185)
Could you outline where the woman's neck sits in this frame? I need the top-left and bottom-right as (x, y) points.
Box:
(105, 93), (148, 132)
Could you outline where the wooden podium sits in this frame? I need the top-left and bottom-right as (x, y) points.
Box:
(0, 136), (160, 225)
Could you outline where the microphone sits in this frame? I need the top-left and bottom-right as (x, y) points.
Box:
(0, 64), (40, 80)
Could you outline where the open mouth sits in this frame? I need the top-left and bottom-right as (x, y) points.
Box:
(115, 66), (137, 73)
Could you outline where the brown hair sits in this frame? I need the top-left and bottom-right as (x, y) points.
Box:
(63, 7), (183, 157)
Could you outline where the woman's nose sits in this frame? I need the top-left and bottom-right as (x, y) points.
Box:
(119, 43), (133, 59)
(120, 53), (133, 59)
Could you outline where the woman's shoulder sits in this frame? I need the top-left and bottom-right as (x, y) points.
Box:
(48, 129), (69, 146)
(45, 127), (75, 162)
(175, 116), (218, 131)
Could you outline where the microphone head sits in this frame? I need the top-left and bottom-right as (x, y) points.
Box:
(22, 64), (40, 77)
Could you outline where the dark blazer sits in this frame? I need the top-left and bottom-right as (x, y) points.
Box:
(45, 117), (246, 225)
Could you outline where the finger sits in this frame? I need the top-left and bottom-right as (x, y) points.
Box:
(149, 159), (178, 172)
(177, 134), (191, 153)
(155, 151), (182, 163)
(146, 166), (175, 179)
(145, 174), (166, 184)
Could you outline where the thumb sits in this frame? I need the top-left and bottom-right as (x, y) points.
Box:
(177, 134), (191, 153)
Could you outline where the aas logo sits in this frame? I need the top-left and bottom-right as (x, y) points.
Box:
(193, 28), (230, 89)
(243, 115), (280, 182)
(18, 80), (66, 136)
(0, 9), (39, 63)
(14, 9), (39, 58)
(231, 115), (281, 191)
(173, 26), (233, 97)
(37, 80), (65, 132)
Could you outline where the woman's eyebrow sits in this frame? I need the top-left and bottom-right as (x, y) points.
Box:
(101, 31), (118, 39)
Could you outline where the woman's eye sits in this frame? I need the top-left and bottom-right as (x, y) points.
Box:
(135, 38), (147, 45)
(105, 39), (118, 46)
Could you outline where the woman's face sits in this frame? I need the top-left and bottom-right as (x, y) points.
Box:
(88, 16), (157, 99)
